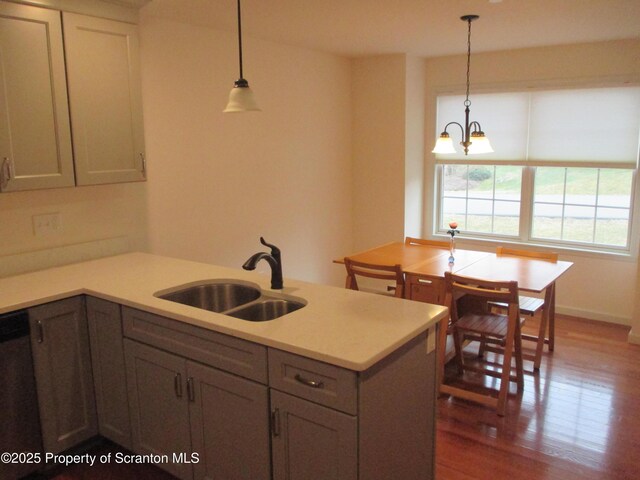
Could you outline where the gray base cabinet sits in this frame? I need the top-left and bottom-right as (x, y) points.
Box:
(124, 339), (193, 480)
(28, 297), (98, 454)
(124, 337), (271, 480)
(86, 297), (131, 449)
(23, 298), (436, 479)
(268, 333), (437, 480)
(188, 361), (271, 480)
(271, 390), (357, 480)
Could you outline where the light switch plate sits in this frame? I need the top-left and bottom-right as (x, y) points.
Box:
(33, 213), (62, 237)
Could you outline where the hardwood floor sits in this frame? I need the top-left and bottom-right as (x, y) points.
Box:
(26, 314), (640, 480)
(437, 314), (640, 480)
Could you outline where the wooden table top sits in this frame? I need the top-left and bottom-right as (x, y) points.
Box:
(454, 254), (573, 293)
(334, 241), (447, 268)
(336, 242), (573, 293)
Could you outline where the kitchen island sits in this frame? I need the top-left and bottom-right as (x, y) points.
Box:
(0, 253), (447, 480)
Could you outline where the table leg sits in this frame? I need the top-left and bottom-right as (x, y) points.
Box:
(548, 282), (556, 351)
(533, 283), (554, 369)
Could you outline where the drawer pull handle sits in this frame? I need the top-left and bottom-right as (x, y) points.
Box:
(271, 408), (280, 437)
(294, 374), (324, 389)
(187, 376), (195, 402)
(418, 278), (433, 285)
(174, 373), (183, 398)
(37, 320), (44, 343)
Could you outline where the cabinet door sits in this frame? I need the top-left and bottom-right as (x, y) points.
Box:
(29, 297), (98, 453)
(86, 296), (131, 449)
(188, 361), (270, 480)
(124, 339), (192, 480)
(63, 12), (145, 185)
(0, 2), (75, 191)
(271, 390), (357, 480)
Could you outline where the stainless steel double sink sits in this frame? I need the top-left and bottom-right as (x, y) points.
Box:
(154, 279), (306, 321)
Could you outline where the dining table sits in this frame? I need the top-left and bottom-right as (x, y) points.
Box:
(334, 241), (573, 370)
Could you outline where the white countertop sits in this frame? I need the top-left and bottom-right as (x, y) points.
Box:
(0, 253), (448, 371)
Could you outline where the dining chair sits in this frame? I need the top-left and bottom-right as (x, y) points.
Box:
(489, 247), (559, 367)
(439, 271), (524, 416)
(343, 257), (405, 298)
(404, 236), (450, 248)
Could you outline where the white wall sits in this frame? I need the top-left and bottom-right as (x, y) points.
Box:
(0, 184), (148, 276)
(424, 39), (640, 327)
(139, 15), (353, 286)
(631, 260), (640, 344)
(404, 55), (425, 238)
(351, 54), (425, 251)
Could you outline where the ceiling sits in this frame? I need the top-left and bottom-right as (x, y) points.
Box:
(141, 0), (640, 58)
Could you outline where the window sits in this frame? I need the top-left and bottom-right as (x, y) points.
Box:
(441, 165), (522, 236)
(434, 86), (640, 252)
(532, 167), (633, 247)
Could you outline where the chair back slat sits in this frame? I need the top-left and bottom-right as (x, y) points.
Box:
(405, 236), (450, 248)
(344, 257), (404, 298)
(496, 246), (558, 262)
(446, 273), (519, 305)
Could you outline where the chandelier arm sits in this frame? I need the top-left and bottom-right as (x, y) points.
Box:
(469, 121), (484, 132)
(443, 121), (465, 138)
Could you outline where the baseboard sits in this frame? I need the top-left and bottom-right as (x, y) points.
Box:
(556, 305), (631, 326)
(628, 329), (640, 345)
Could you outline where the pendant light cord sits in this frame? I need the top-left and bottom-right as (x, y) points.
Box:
(237, 0), (244, 79)
(465, 17), (472, 107)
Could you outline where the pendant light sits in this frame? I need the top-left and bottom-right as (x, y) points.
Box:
(432, 15), (492, 155)
(224, 0), (260, 113)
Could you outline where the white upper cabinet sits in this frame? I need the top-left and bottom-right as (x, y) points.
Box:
(0, 2), (75, 191)
(63, 12), (146, 185)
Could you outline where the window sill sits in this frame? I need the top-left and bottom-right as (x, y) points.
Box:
(433, 233), (638, 262)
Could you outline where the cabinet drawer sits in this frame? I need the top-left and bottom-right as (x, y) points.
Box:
(122, 307), (267, 384)
(406, 275), (445, 305)
(268, 349), (357, 415)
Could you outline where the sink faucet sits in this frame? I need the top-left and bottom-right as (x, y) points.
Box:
(242, 237), (283, 290)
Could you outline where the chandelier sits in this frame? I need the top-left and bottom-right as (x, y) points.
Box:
(432, 15), (492, 155)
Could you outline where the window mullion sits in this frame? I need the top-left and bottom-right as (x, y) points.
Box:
(520, 166), (534, 242)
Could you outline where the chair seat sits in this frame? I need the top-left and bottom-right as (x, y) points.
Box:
(457, 312), (526, 339)
(456, 312), (510, 338)
(489, 295), (545, 315)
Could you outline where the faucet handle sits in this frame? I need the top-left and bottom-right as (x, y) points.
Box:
(260, 237), (281, 257)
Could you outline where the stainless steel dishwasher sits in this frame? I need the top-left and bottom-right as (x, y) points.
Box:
(0, 310), (43, 479)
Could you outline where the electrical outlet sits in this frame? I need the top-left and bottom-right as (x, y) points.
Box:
(33, 213), (62, 237)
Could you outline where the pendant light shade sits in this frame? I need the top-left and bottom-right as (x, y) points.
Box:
(223, 0), (260, 113)
(224, 80), (260, 113)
